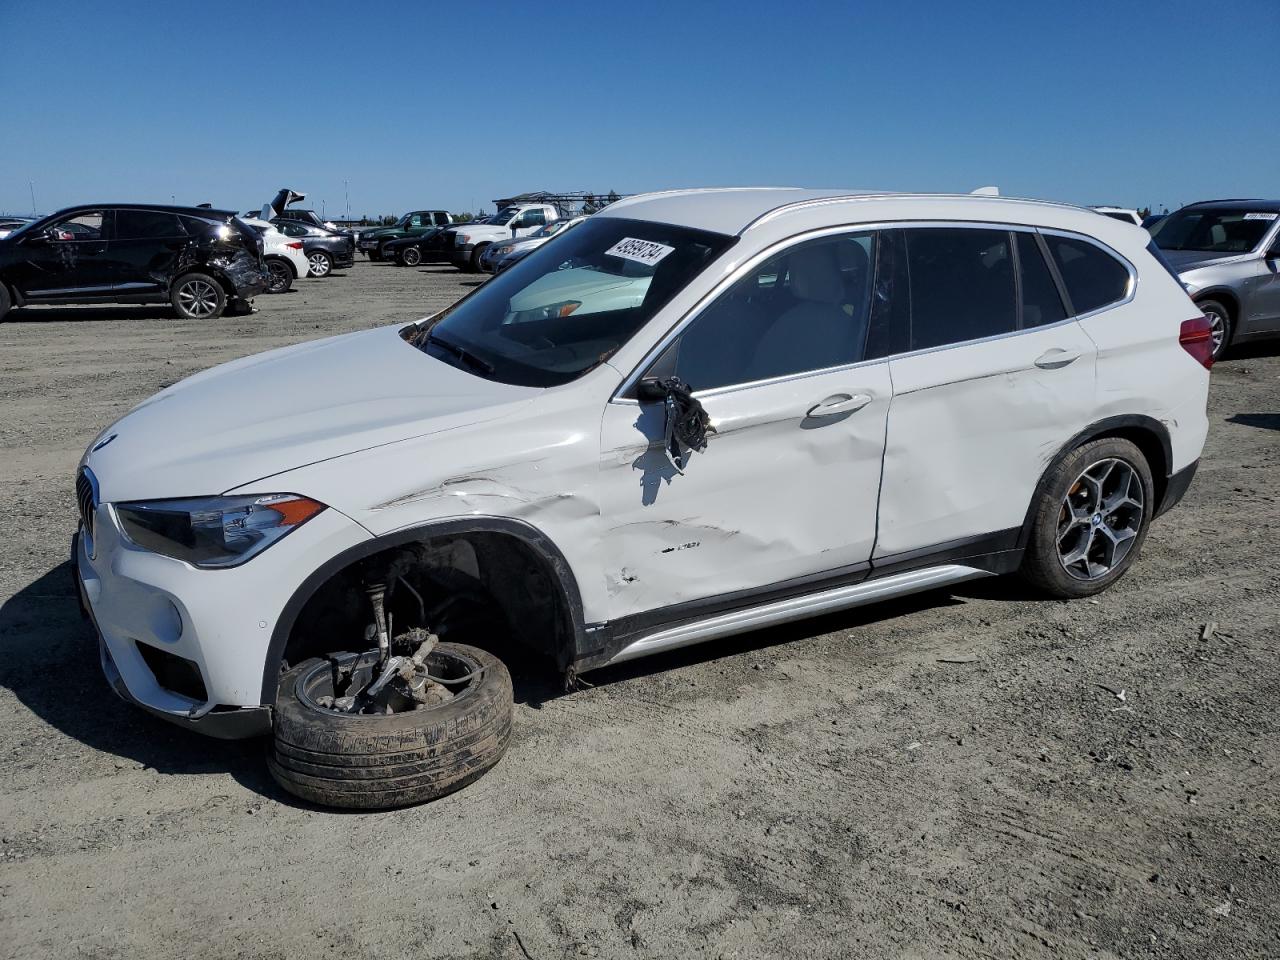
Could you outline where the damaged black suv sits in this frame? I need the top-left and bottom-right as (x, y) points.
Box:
(0, 204), (268, 322)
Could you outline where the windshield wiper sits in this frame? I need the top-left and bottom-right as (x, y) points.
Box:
(426, 332), (495, 375)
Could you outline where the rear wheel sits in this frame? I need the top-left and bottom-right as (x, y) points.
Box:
(1019, 437), (1154, 598)
(307, 250), (333, 278)
(1198, 298), (1233, 359)
(0, 283), (11, 322)
(400, 246), (422, 267)
(170, 273), (226, 319)
(265, 259), (293, 294)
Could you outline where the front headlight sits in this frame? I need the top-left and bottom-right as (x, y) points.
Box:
(115, 494), (325, 568)
(457, 234), (471, 245)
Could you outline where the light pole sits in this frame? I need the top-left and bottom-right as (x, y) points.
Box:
(28, 180), (37, 216)
(344, 179), (350, 222)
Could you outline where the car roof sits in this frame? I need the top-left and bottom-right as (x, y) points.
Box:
(598, 187), (1093, 236)
(53, 203), (239, 218)
(1181, 198), (1280, 213)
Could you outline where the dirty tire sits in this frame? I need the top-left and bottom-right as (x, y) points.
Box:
(268, 643), (513, 809)
(1197, 298), (1233, 359)
(1018, 437), (1154, 599)
(399, 246), (422, 267)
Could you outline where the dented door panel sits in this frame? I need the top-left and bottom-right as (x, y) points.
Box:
(596, 363), (892, 621)
(875, 322), (1098, 557)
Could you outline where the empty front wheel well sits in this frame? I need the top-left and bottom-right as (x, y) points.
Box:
(264, 521), (583, 705)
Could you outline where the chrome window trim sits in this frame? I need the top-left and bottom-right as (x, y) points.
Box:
(1037, 226), (1138, 319)
(612, 219), (1132, 403)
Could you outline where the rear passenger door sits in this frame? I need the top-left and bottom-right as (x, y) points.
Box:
(110, 209), (190, 295)
(873, 226), (1100, 560)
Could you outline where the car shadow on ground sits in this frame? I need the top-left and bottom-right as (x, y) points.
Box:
(2, 561), (1007, 806)
(1227, 412), (1280, 431)
(1224, 341), (1280, 360)
(5, 305), (179, 322)
(0, 563), (290, 803)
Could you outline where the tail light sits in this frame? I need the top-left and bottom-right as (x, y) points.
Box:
(286, 241), (304, 250)
(1179, 316), (1214, 370)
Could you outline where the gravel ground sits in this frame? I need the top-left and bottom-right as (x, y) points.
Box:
(0, 259), (1277, 959)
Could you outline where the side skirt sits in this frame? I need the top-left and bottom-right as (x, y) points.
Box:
(597, 564), (993, 668)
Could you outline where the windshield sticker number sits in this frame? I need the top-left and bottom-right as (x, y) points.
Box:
(1243, 213), (1278, 221)
(606, 238), (675, 266)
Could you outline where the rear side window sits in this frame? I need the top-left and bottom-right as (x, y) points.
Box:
(904, 228), (1015, 350)
(115, 210), (184, 239)
(1016, 232), (1067, 328)
(1044, 235), (1131, 316)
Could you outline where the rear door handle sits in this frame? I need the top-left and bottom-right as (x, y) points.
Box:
(806, 393), (873, 418)
(1034, 348), (1081, 369)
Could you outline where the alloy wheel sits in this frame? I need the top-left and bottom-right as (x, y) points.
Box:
(1203, 305), (1227, 357)
(178, 279), (219, 318)
(267, 261), (290, 292)
(1056, 458), (1145, 581)
(308, 252), (331, 277)
(402, 248), (421, 266)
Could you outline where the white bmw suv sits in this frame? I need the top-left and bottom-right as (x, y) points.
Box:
(73, 188), (1211, 808)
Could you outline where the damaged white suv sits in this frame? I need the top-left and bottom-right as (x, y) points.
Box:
(74, 188), (1211, 808)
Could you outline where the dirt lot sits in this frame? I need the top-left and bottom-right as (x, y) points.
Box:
(0, 259), (1276, 959)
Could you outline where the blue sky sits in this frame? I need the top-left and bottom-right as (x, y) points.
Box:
(1, 0), (1275, 218)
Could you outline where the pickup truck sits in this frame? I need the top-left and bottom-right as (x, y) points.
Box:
(359, 210), (453, 261)
(445, 203), (561, 272)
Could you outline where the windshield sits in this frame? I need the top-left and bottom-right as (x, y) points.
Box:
(405, 216), (736, 387)
(1151, 208), (1277, 253)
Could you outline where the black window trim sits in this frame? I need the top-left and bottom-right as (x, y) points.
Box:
(612, 219), (1137, 404)
(113, 206), (188, 241)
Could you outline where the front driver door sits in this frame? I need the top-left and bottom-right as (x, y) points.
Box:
(596, 229), (891, 624)
(14, 209), (114, 300)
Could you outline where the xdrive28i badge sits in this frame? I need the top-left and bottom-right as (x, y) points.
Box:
(91, 433), (117, 452)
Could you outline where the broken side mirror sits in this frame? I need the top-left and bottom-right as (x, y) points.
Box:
(636, 376), (714, 474)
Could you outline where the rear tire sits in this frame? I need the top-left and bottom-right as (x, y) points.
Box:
(170, 273), (226, 319)
(1018, 437), (1154, 599)
(307, 250), (333, 278)
(0, 283), (11, 322)
(1197, 298), (1233, 359)
(265, 259), (293, 294)
(400, 246), (422, 267)
(268, 643), (513, 809)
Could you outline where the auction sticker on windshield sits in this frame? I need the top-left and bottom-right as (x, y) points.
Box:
(606, 238), (675, 266)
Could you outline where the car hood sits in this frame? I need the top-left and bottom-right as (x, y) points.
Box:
(1159, 249), (1242, 273)
(360, 226), (397, 239)
(83, 325), (536, 503)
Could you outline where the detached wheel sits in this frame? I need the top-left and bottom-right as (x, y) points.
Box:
(1019, 437), (1154, 598)
(265, 259), (293, 294)
(307, 250), (333, 278)
(171, 273), (226, 319)
(268, 643), (513, 809)
(1197, 298), (1233, 359)
(400, 246), (422, 267)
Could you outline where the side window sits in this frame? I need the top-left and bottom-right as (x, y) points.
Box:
(277, 222), (308, 237)
(408, 214), (423, 228)
(51, 211), (105, 241)
(664, 232), (876, 392)
(1044, 235), (1131, 316)
(115, 210), (183, 240)
(525, 209), (547, 227)
(1016, 232), (1067, 328)
(904, 228), (1015, 350)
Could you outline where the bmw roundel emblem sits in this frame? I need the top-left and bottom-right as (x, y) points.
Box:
(91, 433), (118, 452)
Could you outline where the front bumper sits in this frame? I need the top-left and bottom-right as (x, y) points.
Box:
(74, 498), (371, 739)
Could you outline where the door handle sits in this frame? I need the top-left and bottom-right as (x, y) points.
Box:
(1034, 348), (1081, 369)
(806, 393), (873, 418)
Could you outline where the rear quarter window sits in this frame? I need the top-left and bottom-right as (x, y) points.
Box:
(1044, 235), (1132, 316)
